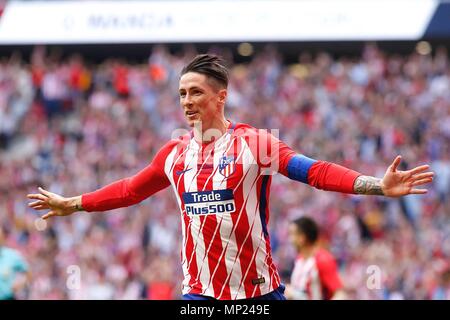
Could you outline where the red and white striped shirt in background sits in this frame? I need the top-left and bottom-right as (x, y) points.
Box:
(290, 248), (343, 300)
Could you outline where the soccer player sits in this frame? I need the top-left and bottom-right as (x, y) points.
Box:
(27, 54), (434, 300)
(285, 216), (345, 300)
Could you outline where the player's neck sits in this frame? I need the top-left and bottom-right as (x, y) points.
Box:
(299, 244), (318, 259)
(193, 117), (230, 143)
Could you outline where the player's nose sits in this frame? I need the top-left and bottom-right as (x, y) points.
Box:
(183, 96), (194, 109)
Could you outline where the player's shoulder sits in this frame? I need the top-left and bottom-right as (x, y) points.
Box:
(232, 122), (268, 138)
(161, 133), (192, 151)
(152, 134), (191, 163)
(315, 248), (338, 266)
(233, 122), (255, 134)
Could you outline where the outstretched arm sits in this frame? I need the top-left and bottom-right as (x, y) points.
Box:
(27, 159), (170, 220)
(242, 128), (434, 197)
(27, 140), (180, 219)
(353, 155), (434, 197)
(286, 154), (433, 197)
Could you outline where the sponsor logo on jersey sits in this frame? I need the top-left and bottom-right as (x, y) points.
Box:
(182, 189), (236, 216)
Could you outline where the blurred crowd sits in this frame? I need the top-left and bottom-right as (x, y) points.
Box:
(0, 43), (449, 300)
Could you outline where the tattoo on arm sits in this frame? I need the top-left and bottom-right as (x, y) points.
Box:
(353, 176), (384, 195)
(69, 196), (84, 212)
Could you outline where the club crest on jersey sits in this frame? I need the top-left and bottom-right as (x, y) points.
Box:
(219, 155), (236, 178)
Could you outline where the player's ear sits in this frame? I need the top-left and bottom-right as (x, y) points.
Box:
(218, 89), (227, 105)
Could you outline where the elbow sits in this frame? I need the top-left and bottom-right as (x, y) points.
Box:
(122, 177), (147, 205)
(306, 161), (328, 190)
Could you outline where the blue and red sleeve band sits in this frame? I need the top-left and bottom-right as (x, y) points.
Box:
(287, 154), (361, 194)
(287, 154), (316, 183)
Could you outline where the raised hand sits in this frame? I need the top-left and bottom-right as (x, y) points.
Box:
(381, 155), (434, 197)
(27, 187), (82, 219)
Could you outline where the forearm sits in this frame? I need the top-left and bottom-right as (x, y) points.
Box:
(297, 157), (384, 195)
(81, 164), (170, 212)
(81, 178), (143, 212)
(306, 160), (361, 194)
(353, 175), (384, 195)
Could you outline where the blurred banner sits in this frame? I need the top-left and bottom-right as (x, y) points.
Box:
(0, 0), (448, 44)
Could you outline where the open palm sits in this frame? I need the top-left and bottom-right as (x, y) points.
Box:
(27, 187), (76, 219)
(381, 156), (434, 197)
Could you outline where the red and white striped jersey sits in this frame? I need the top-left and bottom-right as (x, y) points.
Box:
(162, 122), (295, 299)
(82, 121), (360, 299)
(290, 248), (343, 300)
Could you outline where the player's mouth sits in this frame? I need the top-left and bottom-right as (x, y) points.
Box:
(185, 111), (199, 119)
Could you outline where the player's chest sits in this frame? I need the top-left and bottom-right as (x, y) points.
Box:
(292, 258), (319, 284)
(172, 143), (255, 191)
